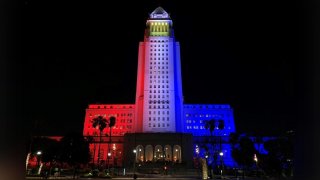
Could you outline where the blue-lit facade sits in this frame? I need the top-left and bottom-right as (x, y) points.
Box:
(181, 104), (236, 167)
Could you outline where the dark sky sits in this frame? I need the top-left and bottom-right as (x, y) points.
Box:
(22, 0), (301, 136)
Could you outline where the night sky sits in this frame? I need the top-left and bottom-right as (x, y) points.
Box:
(22, 0), (300, 136)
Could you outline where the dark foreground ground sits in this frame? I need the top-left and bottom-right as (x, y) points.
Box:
(26, 174), (293, 180)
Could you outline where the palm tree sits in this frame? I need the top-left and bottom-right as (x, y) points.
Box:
(204, 119), (216, 137)
(91, 116), (107, 166)
(204, 119), (216, 172)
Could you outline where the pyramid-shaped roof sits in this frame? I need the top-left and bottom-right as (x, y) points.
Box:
(150, 6), (170, 19)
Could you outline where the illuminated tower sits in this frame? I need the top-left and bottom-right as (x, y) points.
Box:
(135, 7), (184, 133)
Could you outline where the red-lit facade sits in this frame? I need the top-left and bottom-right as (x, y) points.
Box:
(83, 104), (135, 166)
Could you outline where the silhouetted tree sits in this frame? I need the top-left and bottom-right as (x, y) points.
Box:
(30, 137), (59, 166)
(204, 119), (216, 137)
(91, 116), (107, 165)
(259, 135), (294, 178)
(231, 135), (256, 176)
(59, 133), (90, 179)
(229, 132), (239, 147)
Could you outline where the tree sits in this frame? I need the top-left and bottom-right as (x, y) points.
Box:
(204, 119), (216, 137)
(91, 116), (107, 166)
(229, 132), (239, 147)
(204, 119), (218, 174)
(86, 135), (95, 166)
(231, 135), (256, 176)
(259, 136), (294, 177)
(30, 137), (59, 166)
(59, 133), (90, 179)
(106, 116), (116, 172)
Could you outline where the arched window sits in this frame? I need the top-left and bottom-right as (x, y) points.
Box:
(135, 145), (144, 162)
(164, 145), (172, 161)
(145, 145), (153, 162)
(173, 145), (182, 163)
(154, 145), (163, 161)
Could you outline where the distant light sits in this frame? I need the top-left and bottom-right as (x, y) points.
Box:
(219, 152), (224, 156)
(175, 149), (178, 152)
(254, 154), (258, 162)
(133, 149), (137, 153)
(36, 151), (42, 155)
(205, 155), (208, 158)
(139, 149), (141, 152)
(108, 152), (111, 156)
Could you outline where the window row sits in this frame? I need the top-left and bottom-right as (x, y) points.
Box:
(119, 119), (133, 123)
(185, 114), (224, 118)
(150, 71), (169, 75)
(148, 100), (170, 104)
(150, 53), (168, 56)
(90, 113), (133, 118)
(149, 85), (169, 88)
(186, 126), (206, 130)
(149, 90), (169, 93)
(150, 49), (168, 51)
(149, 123), (170, 128)
(148, 105), (170, 109)
(150, 62), (168, 65)
(149, 94), (169, 98)
(148, 117), (170, 121)
(150, 58), (169, 61)
(150, 75), (169, 79)
(150, 39), (169, 42)
(149, 110), (170, 115)
(150, 80), (169, 83)
(150, 44), (168, 47)
(186, 120), (204, 124)
(149, 66), (169, 70)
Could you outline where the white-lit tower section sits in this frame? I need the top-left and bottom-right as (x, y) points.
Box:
(135, 7), (183, 133)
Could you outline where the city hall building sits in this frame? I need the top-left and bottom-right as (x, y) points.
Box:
(83, 7), (236, 168)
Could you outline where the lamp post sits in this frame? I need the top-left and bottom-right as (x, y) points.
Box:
(253, 154), (258, 165)
(205, 153), (210, 179)
(36, 151), (42, 175)
(36, 151), (42, 167)
(253, 154), (258, 176)
(219, 152), (224, 176)
(133, 149), (137, 176)
(107, 116), (116, 173)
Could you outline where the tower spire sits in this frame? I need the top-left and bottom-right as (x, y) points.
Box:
(150, 6), (170, 19)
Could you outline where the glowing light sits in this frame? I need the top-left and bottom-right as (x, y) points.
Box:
(133, 149), (137, 153)
(36, 151), (42, 155)
(108, 152), (111, 156)
(254, 154), (258, 162)
(219, 152), (224, 156)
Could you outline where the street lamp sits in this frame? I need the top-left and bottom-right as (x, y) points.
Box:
(219, 151), (224, 176)
(253, 154), (258, 163)
(195, 145), (199, 157)
(204, 153), (210, 179)
(253, 154), (258, 176)
(133, 149), (137, 176)
(36, 151), (42, 166)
